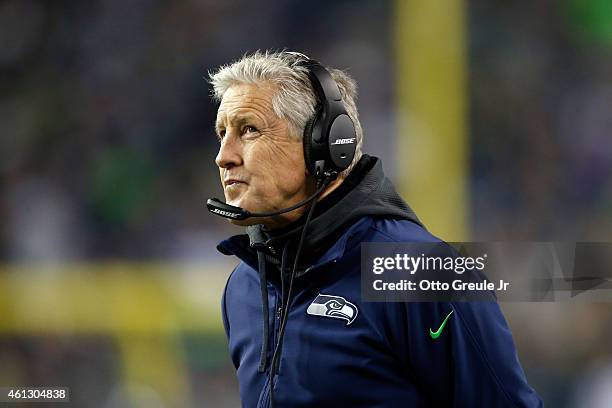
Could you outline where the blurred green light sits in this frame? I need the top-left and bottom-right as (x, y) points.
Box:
(567, 0), (612, 45)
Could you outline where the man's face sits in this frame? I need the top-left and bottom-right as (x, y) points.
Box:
(215, 83), (311, 227)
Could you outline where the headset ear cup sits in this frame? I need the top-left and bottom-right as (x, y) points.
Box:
(302, 112), (318, 176)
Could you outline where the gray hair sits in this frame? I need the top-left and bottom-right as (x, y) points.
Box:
(208, 50), (363, 177)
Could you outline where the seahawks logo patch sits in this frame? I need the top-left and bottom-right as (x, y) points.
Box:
(306, 294), (358, 326)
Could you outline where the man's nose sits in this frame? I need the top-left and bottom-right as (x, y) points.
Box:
(215, 136), (243, 169)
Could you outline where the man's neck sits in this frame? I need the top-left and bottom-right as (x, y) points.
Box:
(260, 176), (345, 230)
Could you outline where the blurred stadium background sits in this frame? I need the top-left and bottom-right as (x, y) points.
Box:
(1, 0), (612, 406)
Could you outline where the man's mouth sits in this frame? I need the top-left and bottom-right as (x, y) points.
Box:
(224, 179), (246, 187)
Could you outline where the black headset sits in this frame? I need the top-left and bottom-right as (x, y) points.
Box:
(297, 56), (357, 182)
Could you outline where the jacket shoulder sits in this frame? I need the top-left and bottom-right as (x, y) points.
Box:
(367, 217), (441, 243)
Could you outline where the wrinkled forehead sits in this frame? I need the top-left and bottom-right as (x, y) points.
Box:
(216, 83), (278, 121)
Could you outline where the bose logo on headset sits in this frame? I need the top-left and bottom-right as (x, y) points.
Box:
(330, 138), (355, 146)
(210, 208), (240, 218)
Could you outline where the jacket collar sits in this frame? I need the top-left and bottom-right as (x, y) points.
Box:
(217, 216), (373, 275)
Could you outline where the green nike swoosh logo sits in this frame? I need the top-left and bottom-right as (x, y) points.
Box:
(429, 310), (454, 339)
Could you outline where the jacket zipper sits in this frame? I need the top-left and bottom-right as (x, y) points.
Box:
(258, 286), (280, 408)
(264, 249), (289, 407)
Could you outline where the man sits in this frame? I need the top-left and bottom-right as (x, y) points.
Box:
(208, 51), (542, 407)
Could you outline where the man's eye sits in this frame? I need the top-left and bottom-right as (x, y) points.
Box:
(244, 126), (258, 134)
(217, 130), (226, 140)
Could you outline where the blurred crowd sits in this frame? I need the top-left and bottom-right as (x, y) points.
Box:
(469, 0), (612, 241)
(0, 0), (394, 262)
(1, 0), (612, 406)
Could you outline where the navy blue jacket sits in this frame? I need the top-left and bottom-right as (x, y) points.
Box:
(217, 156), (542, 407)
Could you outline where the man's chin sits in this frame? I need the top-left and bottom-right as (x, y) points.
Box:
(225, 197), (248, 212)
(223, 198), (294, 228)
(224, 198), (259, 226)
